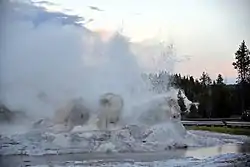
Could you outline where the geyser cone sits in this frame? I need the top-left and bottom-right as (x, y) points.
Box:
(0, 1), (192, 155)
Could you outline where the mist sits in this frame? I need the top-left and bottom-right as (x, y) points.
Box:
(0, 0), (168, 121)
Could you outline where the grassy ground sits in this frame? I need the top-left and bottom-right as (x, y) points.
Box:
(186, 126), (250, 136)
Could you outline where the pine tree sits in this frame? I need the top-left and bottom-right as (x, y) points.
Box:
(232, 40), (250, 114)
(232, 40), (250, 83)
(200, 72), (212, 86)
(216, 74), (225, 85)
(190, 76), (195, 84)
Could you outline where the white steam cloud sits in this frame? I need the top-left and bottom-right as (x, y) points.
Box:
(0, 0), (159, 120)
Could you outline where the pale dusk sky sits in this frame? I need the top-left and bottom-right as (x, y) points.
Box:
(34, 0), (250, 83)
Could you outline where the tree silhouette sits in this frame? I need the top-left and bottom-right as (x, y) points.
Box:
(233, 40), (250, 83)
(200, 72), (212, 86)
(216, 74), (225, 85)
(232, 40), (250, 113)
(145, 65), (244, 118)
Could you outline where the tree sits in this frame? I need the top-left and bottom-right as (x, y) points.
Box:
(147, 71), (237, 118)
(232, 40), (250, 113)
(189, 76), (195, 84)
(197, 72), (212, 117)
(232, 40), (250, 83)
(216, 74), (225, 85)
(200, 72), (212, 86)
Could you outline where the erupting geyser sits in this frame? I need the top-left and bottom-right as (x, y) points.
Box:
(53, 97), (90, 131)
(97, 93), (124, 130)
(1, 3), (250, 167)
(0, 0), (192, 155)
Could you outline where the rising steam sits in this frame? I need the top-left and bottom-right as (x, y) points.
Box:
(0, 0), (180, 122)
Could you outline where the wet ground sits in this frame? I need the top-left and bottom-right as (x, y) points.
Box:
(1, 143), (250, 167)
(1, 125), (250, 167)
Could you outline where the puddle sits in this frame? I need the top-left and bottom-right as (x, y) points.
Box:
(185, 143), (250, 159)
(1, 143), (250, 167)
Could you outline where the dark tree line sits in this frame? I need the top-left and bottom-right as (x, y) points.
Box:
(232, 40), (250, 114)
(172, 73), (235, 118)
(146, 71), (240, 118)
(146, 40), (250, 118)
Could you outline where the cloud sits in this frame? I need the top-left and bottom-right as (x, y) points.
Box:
(34, 1), (56, 6)
(7, 0), (85, 27)
(88, 6), (104, 12)
(0, 0), (154, 120)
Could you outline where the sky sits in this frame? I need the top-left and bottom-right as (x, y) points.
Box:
(34, 0), (250, 83)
